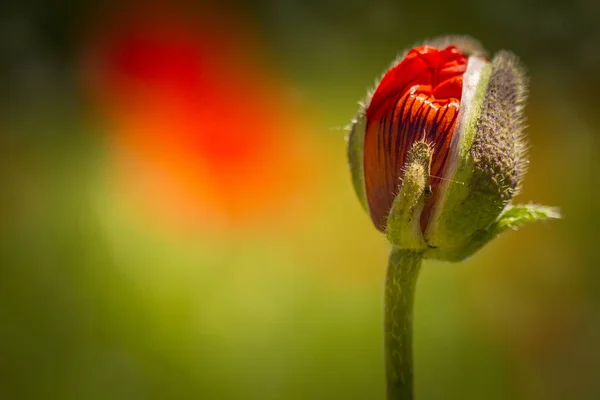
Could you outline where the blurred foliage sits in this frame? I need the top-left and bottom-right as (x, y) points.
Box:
(0, 1), (599, 399)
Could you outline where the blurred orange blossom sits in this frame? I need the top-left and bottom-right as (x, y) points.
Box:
(82, 3), (317, 235)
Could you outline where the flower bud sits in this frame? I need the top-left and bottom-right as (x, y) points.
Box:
(348, 36), (556, 260)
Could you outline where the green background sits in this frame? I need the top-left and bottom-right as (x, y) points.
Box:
(1, 1), (598, 399)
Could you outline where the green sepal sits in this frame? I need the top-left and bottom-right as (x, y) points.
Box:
(425, 52), (530, 253)
(423, 59), (493, 248)
(347, 109), (368, 212)
(386, 141), (432, 250)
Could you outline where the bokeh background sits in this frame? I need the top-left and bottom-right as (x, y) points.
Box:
(1, 1), (599, 399)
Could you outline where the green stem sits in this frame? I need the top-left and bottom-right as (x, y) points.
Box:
(385, 247), (422, 399)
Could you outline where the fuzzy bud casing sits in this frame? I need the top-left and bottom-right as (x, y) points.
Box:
(347, 36), (548, 260)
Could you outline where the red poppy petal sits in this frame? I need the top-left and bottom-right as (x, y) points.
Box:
(364, 46), (467, 232)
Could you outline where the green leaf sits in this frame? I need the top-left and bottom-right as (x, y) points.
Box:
(424, 204), (561, 262)
(495, 204), (561, 231)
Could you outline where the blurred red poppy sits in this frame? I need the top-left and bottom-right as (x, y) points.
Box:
(82, 3), (315, 233)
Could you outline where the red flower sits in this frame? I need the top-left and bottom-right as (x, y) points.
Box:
(82, 4), (315, 233)
(363, 46), (468, 231)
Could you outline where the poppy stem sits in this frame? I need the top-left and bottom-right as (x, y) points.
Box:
(385, 247), (422, 399)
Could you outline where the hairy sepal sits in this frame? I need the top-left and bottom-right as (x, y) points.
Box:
(426, 50), (531, 251)
(347, 108), (368, 212)
(386, 141), (432, 250)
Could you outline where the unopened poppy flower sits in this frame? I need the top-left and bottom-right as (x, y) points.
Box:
(346, 36), (559, 399)
(348, 36), (558, 260)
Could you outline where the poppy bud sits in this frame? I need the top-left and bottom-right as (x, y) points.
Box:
(348, 36), (558, 260)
